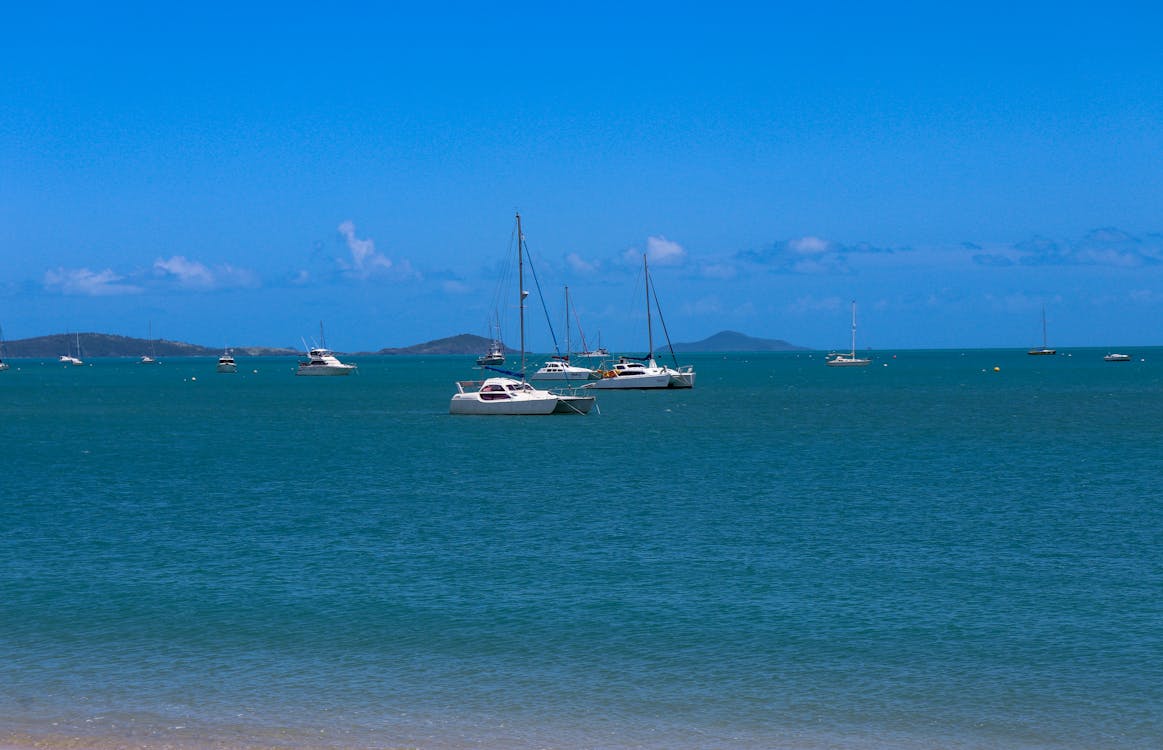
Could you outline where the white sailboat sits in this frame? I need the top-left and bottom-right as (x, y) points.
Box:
(586, 254), (695, 389)
(1027, 305), (1056, 356)
(531, 286), (598, 382)
(826, 301), (872, 367)
(140, 321), (159, 364)
(450, 213), (596, 415)
(577, 330), (609, 359)
(59, 332), (83, 366)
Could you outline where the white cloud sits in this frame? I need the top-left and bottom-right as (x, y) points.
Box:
(787, 295), (844, 314)
(44, 267), (142, 296)
(338, 220), (393, 278)
(442, 280), (470, 294)
(683, 296), (722, 316)
(154, 256), (257, 290)
(700, 262), (737, 280)
(790, 255), (849, 275)
(566, 252), (599, 274)
(646, 235), (686, 265)
(154, 256), (214, 287)
(788, 236), (831, 255)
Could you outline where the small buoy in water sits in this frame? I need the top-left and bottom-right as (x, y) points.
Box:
(993, 366), (1000, 372)
(191, 376), (197, 381)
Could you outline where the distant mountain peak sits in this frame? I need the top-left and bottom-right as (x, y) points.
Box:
(667, 330), (806, 352)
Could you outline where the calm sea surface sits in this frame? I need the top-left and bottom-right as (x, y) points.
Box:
(2, 351), (1161, 749)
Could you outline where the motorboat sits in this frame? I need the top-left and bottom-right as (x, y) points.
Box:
(217, 350), (238, 373)
(296, 347), (356, 376)
(450, 212), (595, 416)
(530, 357), (597, 381)
(1103, 353), (1132, 362)
(476, 338), (505, 366)
(577, 346), (609, 358)
(825, 301), (872, 367)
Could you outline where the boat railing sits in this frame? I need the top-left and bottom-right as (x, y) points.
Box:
(550, 384), (593, 397)
(456, 380), (484, 394)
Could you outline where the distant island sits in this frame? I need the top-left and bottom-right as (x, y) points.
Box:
(1, 330), (804, 358)
(665, 330), (807, 352)
(364, 334), (513, 356)
(2, 333), (298, 359)
(366, 330), (806, 354)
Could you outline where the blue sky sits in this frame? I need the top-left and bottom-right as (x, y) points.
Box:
(3, 2), (1162, 352)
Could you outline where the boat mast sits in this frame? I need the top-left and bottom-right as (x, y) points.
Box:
(850, 300), (857, 357)
(564, 285), (571, 360)
(1041, 305), (1048, 348)
(644, 253), (654, 358)
(517, 212), (526, 378)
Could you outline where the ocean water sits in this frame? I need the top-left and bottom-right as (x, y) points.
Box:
(1, 351), (1161, 749)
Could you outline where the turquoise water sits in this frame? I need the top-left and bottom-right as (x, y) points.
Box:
(1, 351), (1161, 749)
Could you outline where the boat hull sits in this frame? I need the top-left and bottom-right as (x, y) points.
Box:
(826, 357), (871, 367)
(450, 376), (594, 415)
(529, 369), (597, 382)
(449, 392), (594, 415)
(585, 372), (673, 389)
(296, 365), (356, 376)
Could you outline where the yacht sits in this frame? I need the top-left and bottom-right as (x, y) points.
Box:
(476, 338), (505, 366)
(587, 357), (674, 389)
(1103, 353), (1132, 362)
(60, 333), (83, 365)
(531, 286), (598, 382)
(1027, 305), (1056, 356)
(296, 347), (356, 376)
(825, 301), (872, 367)
(530, 357), (597, 382)
(140, 322), (160, 364)
(577, 331), (609, 359)
(216, 350), (238, 373)
(584, 254), (695, 390)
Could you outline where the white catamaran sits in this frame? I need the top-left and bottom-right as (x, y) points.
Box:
(586, 254), (695, 389)
(450, 213), (596, 415)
